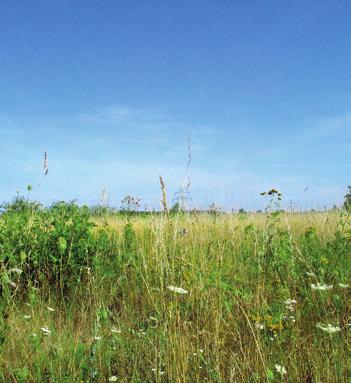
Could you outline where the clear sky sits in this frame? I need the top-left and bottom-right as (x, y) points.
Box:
(1, 1), (350, 210)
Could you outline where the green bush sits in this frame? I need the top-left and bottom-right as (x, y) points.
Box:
(0, 198), (96, 293)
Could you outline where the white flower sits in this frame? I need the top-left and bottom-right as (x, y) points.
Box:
(40, 326), (51, 336)
(338, 283), (349, 288)
(151, 369), (165, 375)
(316, 323), (341, 334)
(47, 307), (55, 312)
(167, 285), (188, 294)
(94, 336), (102, 341)
(109, 376), (118, 382)
(9, 268), (22, 275)
(306, 271), (316, 277)
(274, 364), (287, 376)
(284, 299), (297, 312)
(311, 283), (333, 290)
(255, 322), (264, 330)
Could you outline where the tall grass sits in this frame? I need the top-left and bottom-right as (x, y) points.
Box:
(0, 199), (349, 382)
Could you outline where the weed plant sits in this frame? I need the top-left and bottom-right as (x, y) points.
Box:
(0, 197), (349, 382)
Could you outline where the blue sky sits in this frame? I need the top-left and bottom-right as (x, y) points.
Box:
(0, 1), (350, 210)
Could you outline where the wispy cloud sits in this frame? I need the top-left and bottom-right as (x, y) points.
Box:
(302, 113), (351, 142)
(0, 106), (348, 210)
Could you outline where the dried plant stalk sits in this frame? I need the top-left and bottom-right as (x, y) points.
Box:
(43, 151), (49, 175)
(159, 175), (169, 214)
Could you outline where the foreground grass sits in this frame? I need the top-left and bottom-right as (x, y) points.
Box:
(0, 206), (350, 382)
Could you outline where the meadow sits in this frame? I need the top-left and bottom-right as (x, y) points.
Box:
(0, 196), (349, 382)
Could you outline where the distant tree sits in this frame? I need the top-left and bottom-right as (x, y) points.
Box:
(170, 202), (181, 213)
(238, 208), (246, 214)
(344, 185), (351, 210)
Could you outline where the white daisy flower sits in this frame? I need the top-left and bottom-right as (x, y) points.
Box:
(274, 364), (287, 376)
(40, 326), (51, 336)
(316, 323), (341, 334)
(311, 283), (333, 290)
(167, 285), (188, 294)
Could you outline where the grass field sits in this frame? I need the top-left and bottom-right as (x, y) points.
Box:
(0, 198), (350, 382)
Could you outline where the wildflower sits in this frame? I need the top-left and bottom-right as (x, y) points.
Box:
(8, 268), (22, 275)
(284, 299), (297, 305)
(274, 364), (287, 376)
(269, 322), (283, 332)
(47, 307), (55, 312)
(311, 283), (333, 290)
(94, 336), (102, 341)
(306, 271), (316, 277)
(284, 299), (297, 312)
(109, 376), (118, 382)
(338, 283), (349, 288)
(316, 323), (341, 334)
(255, 322), (264, 330)
(23, 315), (31, 320)
(40, 326), (51, 336)
(166, 285), (188, 294)
(151, 368), (165, 375)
